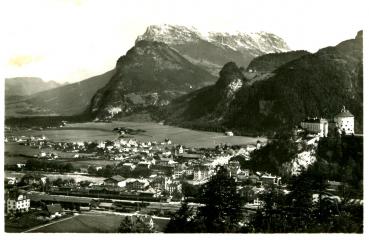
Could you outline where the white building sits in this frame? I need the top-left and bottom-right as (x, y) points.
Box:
(193, 167), (210, 181)
(225, 131), (234, 136)
(178, 145), (184, 154)
(300, 117), (328, 137)
(6, 194), (30, 214)
(6, 177), (17, 185)
(334, 106), (354, 135)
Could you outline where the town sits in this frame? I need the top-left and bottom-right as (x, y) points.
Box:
(4, 106), (363, 233)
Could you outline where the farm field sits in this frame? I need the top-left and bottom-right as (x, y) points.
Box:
(4, 142), (113, 168)
(9, 121), (266, 148)
(4, 154), (113, 169)
(29, 212), (169, 233)
(4, 142), (93, 158)
(69, 121), (267, 147)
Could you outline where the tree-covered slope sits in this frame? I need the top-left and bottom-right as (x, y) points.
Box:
(161, 31), (363, 135)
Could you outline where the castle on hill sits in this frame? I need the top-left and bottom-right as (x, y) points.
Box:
(300, 106), (355, 137)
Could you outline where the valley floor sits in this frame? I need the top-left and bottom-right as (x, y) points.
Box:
(8, 120), (266, 148)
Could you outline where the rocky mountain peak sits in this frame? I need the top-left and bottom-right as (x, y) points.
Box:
(207, 31), (290, 53)
(136, 24), (290, 76)
(88, 40), (215, 119)
(137, 24), (290, 53)
(136, 24), (202, 45)
(217, 62), (245, 88)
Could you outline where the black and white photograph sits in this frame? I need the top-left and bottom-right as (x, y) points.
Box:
(1, 0), (366, 237)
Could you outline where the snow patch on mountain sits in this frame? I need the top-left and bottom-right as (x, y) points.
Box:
(208, 31), (290, 54)
(136, 24), (202, 45)
(137, 24), (290, 54)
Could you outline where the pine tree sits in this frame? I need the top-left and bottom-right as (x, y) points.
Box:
(165, 201), (195, 233)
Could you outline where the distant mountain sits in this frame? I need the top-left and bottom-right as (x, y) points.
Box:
(5, 70), (115, 117)
(137, 24), (290, 76)
(5, 25), (289, 118)
(87, 40), (215, 119)
(5, 77), (60, 97)
(161, 31), (363, 135)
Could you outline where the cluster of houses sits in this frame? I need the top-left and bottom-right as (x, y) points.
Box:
(6, 122), (286, 213)
(7, 107), (355, 215)
(5, 134), (278, 214)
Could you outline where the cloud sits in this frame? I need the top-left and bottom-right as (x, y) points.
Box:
(8, 55), (43, 68)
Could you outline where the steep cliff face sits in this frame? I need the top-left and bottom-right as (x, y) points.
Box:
(159, 62), (247, 124)
(88, 40), (215, 119)
(162, 31), (363, 135)
(137, 24), (290, 75)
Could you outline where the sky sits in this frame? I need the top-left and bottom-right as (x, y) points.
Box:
(1, 0), (366, 83)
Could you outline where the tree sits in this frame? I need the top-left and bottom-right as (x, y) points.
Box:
(102, 165), (114, 178)
(247, 133), (299, 176)
(62, 163), (74, 173)
(181, 181), (199, 200)
(79, 180), (92, 187)
(248, 157), (363, 233)
(132, 166), (151, 178)
(248, 186), (288, 233)
(171, 189), (183, 201)
(118, 216), (133, 233)
(196, 166), (245, 233)
(87, 166), (97, 175)
(53, 178), (64, 187)
(165, 201), (195, 233)
(42, 177), (51, 192)
(229, 155), (248, 170)
(165, 166), (246, 233)
(118, 216), (153, 233)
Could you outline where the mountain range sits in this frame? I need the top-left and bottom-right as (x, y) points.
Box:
(4, 26), (363, 136)
(6, 24), (288, 118)
(137, 24), (290, 76)
(5, 77), (60, 97)
(160, 31), (363, 135)
(5, 71), (114, 116)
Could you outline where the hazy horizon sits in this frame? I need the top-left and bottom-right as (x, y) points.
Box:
(2, 0), (364, 83)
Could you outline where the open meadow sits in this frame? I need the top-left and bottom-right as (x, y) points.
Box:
(4, 142), (113, 168)
(29, 212), (169, 233)
(8, 121), (266, 148)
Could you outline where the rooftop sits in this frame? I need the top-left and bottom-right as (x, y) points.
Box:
(46, 204), (62, 214)
(105, 175), (125, 182)
(301, 117), (328, 123)
(28, 193), (93, 204)
(336, 105), (354, 118)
